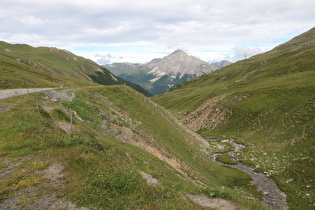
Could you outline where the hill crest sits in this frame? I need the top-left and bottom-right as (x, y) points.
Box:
(272, 27), (315, 52)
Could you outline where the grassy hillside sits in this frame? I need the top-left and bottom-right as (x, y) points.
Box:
(0, 86), (265, 209)
(0, 41), (151, 96)
(153, 27), (315, 209)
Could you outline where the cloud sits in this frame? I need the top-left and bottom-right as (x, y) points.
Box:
(96, 58), (111, 65)
(95, 53), (113, 59)
(232, 46), (263, 61)
(0, 0), (314, 63)
(94, 53), (125, 64)
(95, 54), (114, 64)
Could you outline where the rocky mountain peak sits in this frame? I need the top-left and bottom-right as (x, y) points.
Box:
(149, 49), (218, 76)
(170, 49), (187, 55)
(167, 50), (193, 61)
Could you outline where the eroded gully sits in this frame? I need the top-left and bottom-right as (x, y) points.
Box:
(207, 139), (288, 210)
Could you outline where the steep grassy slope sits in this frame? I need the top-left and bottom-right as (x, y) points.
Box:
(0, 86), (266, 209)
(0, 41), (151, 96)
(153, 27), (315, 209)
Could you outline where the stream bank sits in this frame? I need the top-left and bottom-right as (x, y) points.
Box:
(208, 139), (288, 210)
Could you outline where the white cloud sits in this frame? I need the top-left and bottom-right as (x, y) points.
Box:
(96, 58), (111, 65)
(95, 53), (115, 64)
(19, 16), (47, 25)
(231, 46), (263, 61)
(0, 0), (314, 63)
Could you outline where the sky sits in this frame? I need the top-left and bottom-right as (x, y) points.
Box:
(0, 0), (314, 64)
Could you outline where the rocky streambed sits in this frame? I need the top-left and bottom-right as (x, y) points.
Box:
(208, 139), (288, 210)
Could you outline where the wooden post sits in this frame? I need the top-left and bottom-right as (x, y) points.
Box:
(70, 111), (73, 137)
(36, 101), (40, 114)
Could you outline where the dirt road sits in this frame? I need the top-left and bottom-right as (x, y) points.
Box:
(0, 88), (56, 100)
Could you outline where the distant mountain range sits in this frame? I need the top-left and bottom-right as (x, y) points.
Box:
(105, 50), (231, 95)
(211, 60), (233, 68)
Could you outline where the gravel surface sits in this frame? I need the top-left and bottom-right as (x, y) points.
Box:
(0, 88), (56, 100)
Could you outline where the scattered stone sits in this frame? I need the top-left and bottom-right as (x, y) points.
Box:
(0, 105), (10, 111)
(43, 163), (64, 182)
(186, 194), (236, 210)
(44, 89), (75, 102)
(285, 179), (293, 183)
(139, 171), (159, 186)
(55, 121), (72, 134)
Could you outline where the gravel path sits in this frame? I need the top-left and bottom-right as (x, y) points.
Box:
(0, 88), (56, 100)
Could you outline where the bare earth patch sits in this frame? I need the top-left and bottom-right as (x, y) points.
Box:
(55, 121), (72, 134)
(139, 171), (160, 186)
(182, 95), (231, 132)
(186, 194), (236, 210)
(44, 89), (75, 102)
(0, 162), (87, 209)
(42, 163), (65, 183)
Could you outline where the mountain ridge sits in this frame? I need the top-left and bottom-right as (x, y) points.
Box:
(106, 50), (219, 95)
(272, 27), (315, 52)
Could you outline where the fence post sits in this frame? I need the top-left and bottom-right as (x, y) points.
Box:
(36, 101), (40, 114)
(70, 111), (73, 137)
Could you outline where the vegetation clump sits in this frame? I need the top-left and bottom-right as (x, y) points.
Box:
(216, 154), (238, 165)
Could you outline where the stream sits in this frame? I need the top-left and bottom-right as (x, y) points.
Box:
(207, 139), (288, 210)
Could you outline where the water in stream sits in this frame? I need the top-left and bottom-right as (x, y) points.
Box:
(207, 139), (288, 210)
